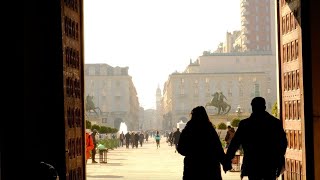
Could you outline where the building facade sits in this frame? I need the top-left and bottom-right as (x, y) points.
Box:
(84, 63), (140, 131)
(162, 52), (277, 130)
(239, 0), (276, 52)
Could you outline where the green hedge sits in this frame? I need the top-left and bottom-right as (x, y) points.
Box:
(98, 139), (119, 150)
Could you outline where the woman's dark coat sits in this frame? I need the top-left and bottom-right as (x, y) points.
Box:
(177, 107), (225, 180)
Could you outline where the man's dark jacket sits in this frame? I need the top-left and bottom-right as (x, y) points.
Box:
(226, 111), (287, 177)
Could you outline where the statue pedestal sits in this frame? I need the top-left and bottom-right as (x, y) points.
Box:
(208, 114), (229, 126)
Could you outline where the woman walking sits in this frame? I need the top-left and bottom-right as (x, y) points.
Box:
(154, 131), (161, 149)
(177, 106), (225, 180)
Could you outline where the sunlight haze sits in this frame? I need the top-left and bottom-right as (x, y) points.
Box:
(84, 0), (241, 109)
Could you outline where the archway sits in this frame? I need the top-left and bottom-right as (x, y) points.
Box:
(114, 118), (123, 130)
(179, 117), (188, 123)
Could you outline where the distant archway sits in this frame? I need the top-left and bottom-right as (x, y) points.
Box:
(179, 117), (188, 123)
(114, 118), (123, 130)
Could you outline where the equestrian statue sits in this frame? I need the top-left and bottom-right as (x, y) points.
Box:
(205, 91), (231, 115)
(85, 95), (101, 116)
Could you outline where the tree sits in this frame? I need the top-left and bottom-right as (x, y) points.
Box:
(271, 101), (279, 118)
(86, 120), (92, 129)
(91, 124), (101, 131)
(215, 42), (223, 53)
(217, 122), (227, 130)
(99, 126), (108, 134)
(231, 118), (241, 127)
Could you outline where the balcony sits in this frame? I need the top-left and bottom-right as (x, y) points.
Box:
(241, 11), (250, 16)
(241, 19), (249, 25)
(242, 28), (250, 34)
(240, 1), (249, 8)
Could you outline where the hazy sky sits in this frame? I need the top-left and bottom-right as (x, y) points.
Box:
(83, 0), (241, 109)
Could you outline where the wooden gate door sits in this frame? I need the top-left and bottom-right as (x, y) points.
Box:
(61, 0), (86, 179)
(278, 0), (305, 179)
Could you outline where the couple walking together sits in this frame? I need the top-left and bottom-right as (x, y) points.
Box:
(177, 97), (288, 180)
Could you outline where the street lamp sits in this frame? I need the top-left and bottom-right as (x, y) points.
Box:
(236, 105), (243, 117)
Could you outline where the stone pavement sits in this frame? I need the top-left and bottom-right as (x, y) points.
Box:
(86, 138), (242, 180)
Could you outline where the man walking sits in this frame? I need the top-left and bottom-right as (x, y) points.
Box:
(223, 97), (287, 180)
(91, 129), (98, 163)
(119, 131), (125, 147)
(173, 128), (181, 153)
(224, 125), (235, 148)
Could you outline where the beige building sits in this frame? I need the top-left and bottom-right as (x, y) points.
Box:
(162, 52), (277, 130)
(215, 0), (276, 53)
(156, 85), (164, 130)
(84, 63), (140, 131)
(223, 31), (241, 53)
(143, 109), (157, 130)
(239, 0), (276, 52)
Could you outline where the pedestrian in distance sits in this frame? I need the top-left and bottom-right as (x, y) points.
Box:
(145, 132), (149, 143)
(168, 131), (173, 146)
(177, 106), (225, 180)
(91, 129), (98, 163)
(173, 128), (181, 153)
(119, 131), (125, 147)
(223, 97), (288, 180)
(134, 132), (140, 148)
(125, 131), (131, 149)
(155, 131), (161, 149)
(224, 125), (235, 149)
(139, 132), (145, 147)
(85, 131), (94, 164)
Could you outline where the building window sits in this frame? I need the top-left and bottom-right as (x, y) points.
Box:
(194, 88), (199, 95)
(256, 25), (259, 31)
(180, 87), (184, 95)
(181, 78), (184, 84)
(255, 16), (259, 22)
(205, 78), (209, 83)
(228, 88), (232, 97)
(254, 83), (260, 96)
(239, 87), (243, 96)
(256, 35), (259, 41)
(206, 86), (210, 94)
(267, 88), (271, 94)
(253, 77), (257, 82)
(102, 118), (107, 123)
(266, 45), (270, 50)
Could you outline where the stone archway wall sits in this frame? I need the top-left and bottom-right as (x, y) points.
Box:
(24, 0), (319, 180)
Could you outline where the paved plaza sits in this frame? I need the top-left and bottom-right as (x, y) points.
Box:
(86, 137), (242, 180)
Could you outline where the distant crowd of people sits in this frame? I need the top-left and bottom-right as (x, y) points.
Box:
(119, 131), (149, 149)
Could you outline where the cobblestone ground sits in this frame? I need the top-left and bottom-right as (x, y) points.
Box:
(86, 137), (242, 180)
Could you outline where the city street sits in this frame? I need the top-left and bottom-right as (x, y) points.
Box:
(86, 137), (242, 180)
